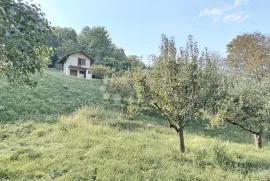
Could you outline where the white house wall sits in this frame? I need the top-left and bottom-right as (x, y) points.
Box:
(63, 53), (92, 79)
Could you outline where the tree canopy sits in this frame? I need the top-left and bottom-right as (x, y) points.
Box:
(0, 0), (53, 85)
(52, 26), (77, 44)
(48, 25), (144, 71)
(226, 32), (270, 80)
(78, 26), (114, 63)
(130, 35), (221, 152)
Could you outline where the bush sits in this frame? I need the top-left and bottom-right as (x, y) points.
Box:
(102, 71), (135, 104)
(90, 65), (111, 79)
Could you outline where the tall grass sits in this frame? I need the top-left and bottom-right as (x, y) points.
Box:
(0, 107), (269, 180)
(0, 70), (269, 180)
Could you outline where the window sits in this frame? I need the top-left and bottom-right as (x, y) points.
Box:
(88, 71), (91, 74)
(78, 58), (86, 66)
(70, 69), (77, 76)
(79, 70), (85, 74)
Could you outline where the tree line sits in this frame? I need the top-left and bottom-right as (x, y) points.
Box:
(48, 26), (145, 73)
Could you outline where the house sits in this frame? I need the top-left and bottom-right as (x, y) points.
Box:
(58, 50), (95, 79)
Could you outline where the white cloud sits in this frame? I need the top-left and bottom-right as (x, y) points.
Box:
(232, 0), (249, 8)
(195, 0), (249, 22)
(198, 8), (224, 18)
(223, 13), (250, 23)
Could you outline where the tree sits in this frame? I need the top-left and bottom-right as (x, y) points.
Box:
(55, 39), (78, 59)
(128, 55), (145, 69)
(103, 57), (119, 70)
(113, 47), (128, 63)
(48, 27), (78, 66)
(209, 52), (227, 71)
(52, 26), (77, 45)
(103, 71), (135, 104)
(226, 32), (270, 80)
(214, 32), (270, 148)
(0, 0), (53, 85)
(130, 35), (220, 152)
(207, 74), (270, 148)
(111, 47), (131, 70)
(78, 26), (114, 63)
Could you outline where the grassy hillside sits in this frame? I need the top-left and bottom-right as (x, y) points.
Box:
(0, 69), (105, 123)
(1, 108), (270, 180)
(0, 70), (269, 180)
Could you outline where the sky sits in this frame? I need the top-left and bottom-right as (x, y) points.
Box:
(30, 0), (270, 61)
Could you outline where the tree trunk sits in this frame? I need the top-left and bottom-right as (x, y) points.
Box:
(253, 132), (262, 148)
(178, 127), (185, 153)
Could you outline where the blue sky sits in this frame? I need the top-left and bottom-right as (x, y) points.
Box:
(32, 0), (270, 60)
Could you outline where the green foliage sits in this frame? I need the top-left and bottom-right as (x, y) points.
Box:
(130, 34), (221, 152)
(208, 74), (270, 148)
(113, 47), (128, 63)
(52, 27), (77, 44)
(0, 0), (53, 85)
(103, 55), (139, 71)
(90, 65), (111, 79)
(128, 55), (146, 69)
(102, 71), (135, 104)
(103, 56), (119, 69)
(48, 27), (78, 66)
(55, 39), (78, 59)
(78, 26), (114, 62)
(48, 25), (141, 71)
(77, 26), (141, 70)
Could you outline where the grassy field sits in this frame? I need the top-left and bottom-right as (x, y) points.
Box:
(0, 69), (107, 123)
(0, 70), (269, 180)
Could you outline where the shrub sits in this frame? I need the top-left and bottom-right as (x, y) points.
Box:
(103, 71), (135, 104)
(90, 65), (111, 79)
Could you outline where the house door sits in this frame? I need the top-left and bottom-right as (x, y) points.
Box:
(70, 69), (77, 77)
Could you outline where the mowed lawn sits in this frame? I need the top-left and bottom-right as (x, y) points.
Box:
(0, 70), (269, 180)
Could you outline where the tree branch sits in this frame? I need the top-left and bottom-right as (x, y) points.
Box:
(151, 103), (180, 132)
(225, 118), (258, 134)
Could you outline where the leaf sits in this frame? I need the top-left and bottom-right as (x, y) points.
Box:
(19, 16), (25, 23)
(0, 7), (6, 16)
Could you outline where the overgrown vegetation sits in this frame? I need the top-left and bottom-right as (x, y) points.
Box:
(90, 65), (111, 79)
(0, 107), (269, 180)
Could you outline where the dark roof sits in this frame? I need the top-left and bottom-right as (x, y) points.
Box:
(57, 50), (95, 65)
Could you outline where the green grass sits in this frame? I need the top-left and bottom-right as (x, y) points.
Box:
(0, 69), (106, 123)
(0, 69), (269, 180)
(0, 108), (270, 180)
